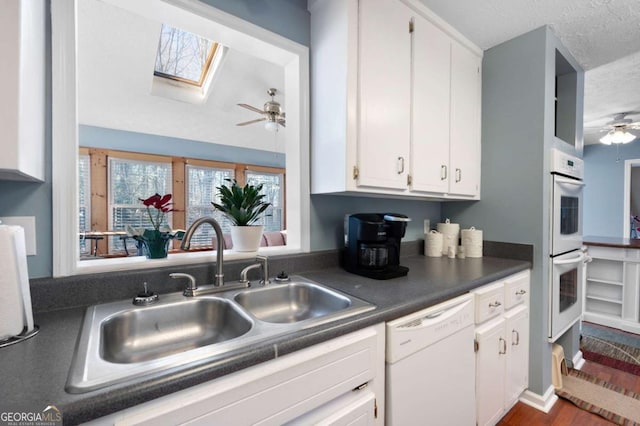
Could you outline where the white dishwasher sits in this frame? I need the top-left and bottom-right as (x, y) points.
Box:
(386, 293), (476, 426)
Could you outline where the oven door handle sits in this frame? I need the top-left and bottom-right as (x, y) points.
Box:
(554, 176), (585, 187)
(552, 252), (586, 265)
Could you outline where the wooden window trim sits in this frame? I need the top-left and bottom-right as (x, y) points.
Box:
(80, 147), (286, 256)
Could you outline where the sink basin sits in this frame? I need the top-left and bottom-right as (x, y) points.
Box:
(66, 276), (374, 393)
(234, 282), (352, 323)
(101, 299), (252, 364)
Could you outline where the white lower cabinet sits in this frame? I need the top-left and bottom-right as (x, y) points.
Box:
(475, 316), (507, 426)
(473, 270), (530, 426)
(87, 325), (384, 426)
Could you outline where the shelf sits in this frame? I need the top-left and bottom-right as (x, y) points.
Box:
(585, 294), (622, 305)
(585, 299), (623, 318)
(586, 277), (623, 286)
(587, 258), (624, 283)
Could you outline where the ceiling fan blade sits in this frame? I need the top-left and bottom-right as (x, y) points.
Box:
(237, 103), (265, 114)
(236, 118), (266, 126)
(277, 119), (286, 128)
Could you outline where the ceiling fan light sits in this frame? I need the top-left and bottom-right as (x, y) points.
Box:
(600, 129), (636, 144)
(264, 120), (279, 132)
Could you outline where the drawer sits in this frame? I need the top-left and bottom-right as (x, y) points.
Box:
(504, 270), (530, 309)
(472, 282), (505, 324)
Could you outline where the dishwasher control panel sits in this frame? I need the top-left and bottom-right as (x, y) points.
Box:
(385, 294), (474, 364)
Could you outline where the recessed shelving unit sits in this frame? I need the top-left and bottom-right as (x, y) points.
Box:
(553, 49), (579, 152)
(583, 246), (640, 333)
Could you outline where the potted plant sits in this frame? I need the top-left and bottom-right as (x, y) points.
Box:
(212, 179), (271, 252)
(127, 193), (183, 259)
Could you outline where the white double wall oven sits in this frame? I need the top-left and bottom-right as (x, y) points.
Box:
(549, 149), (588, 342)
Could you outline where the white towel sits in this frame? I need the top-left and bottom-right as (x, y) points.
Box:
(0, 225), (34, 340)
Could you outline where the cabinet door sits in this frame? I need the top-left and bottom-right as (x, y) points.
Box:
(357, 0), (412, 190)
(449, 41), (481, 197)
(475, 317), (506, 426)
(504, 305), (529, 408)
(410, 14), (451, 194)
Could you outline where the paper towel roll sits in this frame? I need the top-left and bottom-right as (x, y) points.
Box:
(0, 225), (34, 340)
(436, 219), (460, 255)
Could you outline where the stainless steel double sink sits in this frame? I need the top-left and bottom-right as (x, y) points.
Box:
(66, 276), (374, 393)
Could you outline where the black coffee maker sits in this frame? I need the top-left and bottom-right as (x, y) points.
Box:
(343, 213), (411, 280)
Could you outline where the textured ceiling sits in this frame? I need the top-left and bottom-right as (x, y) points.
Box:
(418, 0), (640, 144)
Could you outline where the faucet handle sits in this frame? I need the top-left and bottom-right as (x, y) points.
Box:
(256, 255), (270, 285)
(170, 273), (198, 297)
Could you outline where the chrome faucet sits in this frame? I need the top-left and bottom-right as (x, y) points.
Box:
(181, 217), (225, 287)
(239, 255), (270, 286)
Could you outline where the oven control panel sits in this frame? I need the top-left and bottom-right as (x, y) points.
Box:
(550, 148), (583, 180)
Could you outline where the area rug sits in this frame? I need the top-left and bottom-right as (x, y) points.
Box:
(557, 368), (640, 425)
(581, 322), (640, 376)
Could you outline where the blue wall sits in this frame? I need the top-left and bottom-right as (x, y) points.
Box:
(80, 125), (285, 168)
(583, 143), (640, 238)
(1, 0), (441, 278)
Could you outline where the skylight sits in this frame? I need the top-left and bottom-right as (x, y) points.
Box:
(154, 24), (218, 87)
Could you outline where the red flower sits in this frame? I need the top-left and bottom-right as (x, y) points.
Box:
(139, 193), (174, 230)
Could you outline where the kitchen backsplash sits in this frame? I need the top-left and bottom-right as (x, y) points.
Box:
(29, 240), (532, 313)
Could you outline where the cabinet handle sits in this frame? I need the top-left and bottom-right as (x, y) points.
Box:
(397, 157), (405, 174)
(455, 168), (462, 182)
(488, 301), (502, 308)
(512, 329), (520, 346)
(515, 289), (527, 296)
(499, 337), (507, 355)
(441, 165), (447, 180)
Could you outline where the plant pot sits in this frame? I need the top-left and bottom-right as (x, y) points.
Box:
(140, 229), (171, 259)
(230, 225), (264, 252)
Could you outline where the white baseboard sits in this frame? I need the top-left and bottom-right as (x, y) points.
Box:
(572, 350), (585, 370)
(518, 385), (558, 413)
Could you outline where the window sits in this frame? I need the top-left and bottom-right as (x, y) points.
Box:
(154, 24), (218, 87)
(185, 164), (234, 246)
(246, 170), (284, 232)
(108, 157), (172, 254)
(78, 148), (285, 258)
(78, 153), (91, 256)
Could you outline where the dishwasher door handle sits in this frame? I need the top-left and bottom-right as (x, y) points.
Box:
(396, 299), (472, 330)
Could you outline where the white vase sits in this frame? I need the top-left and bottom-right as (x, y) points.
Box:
(230, 225), (264, 252)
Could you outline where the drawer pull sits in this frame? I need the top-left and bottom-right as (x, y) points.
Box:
(515, 289), (527, 296)
(512, 329), (520, 346)
(499, 337), (507, 354)
(488, 301), (502, 308)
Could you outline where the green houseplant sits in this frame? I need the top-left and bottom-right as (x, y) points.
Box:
(212, 179), (271, 252)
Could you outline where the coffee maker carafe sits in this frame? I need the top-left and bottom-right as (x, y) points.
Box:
(343, 213), (411, 279)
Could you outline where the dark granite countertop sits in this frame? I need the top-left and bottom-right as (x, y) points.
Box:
(0, 255), (530, 425)
(583, 236), (640, 249)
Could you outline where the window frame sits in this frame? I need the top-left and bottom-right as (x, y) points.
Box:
(80, 148), (286, 256)
(153, 24), (220, 87)
(52, 0), (310, 277)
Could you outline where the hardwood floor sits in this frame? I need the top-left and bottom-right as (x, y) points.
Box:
(497, 360), (640, 425)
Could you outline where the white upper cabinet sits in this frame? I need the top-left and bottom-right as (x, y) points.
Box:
(357, 0), (412, 190)
(309, 0), (482, 199)
(410, 15), (451, 195)
(0, 0), (46, 182)
(449, 41), (482, 197)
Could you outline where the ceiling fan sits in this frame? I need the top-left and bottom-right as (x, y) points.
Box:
(236, 88), (286, 131)
(593, 113), (640, 145)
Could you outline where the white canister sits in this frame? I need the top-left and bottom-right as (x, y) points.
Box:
(424, 230), (443, 257)
(436, 219), (460, 255)
(461, 226), (483, 258)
